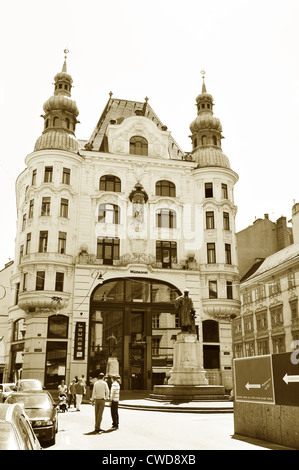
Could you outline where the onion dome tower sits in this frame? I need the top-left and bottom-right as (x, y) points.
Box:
(34, 49), (80, 153)
(190, 71), (230, 168)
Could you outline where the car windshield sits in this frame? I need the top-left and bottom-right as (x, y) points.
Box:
(0, 422), (19, 450)
(7, 394), (51, 409)
(19, 380), (41, 390)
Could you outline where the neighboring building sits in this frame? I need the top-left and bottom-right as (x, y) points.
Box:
(234, 203), (299, 358)
(7, 58), (240, 391)
(0, 261), (14, 382)
(237, 214), (293, 279)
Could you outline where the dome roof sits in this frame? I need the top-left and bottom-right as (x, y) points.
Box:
(43, 95), (79, 116)
(193, 147), (231, 169)
(190, 113), (222, 133)
(34, 130), (79, 152)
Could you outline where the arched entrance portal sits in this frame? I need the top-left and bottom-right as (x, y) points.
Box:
(89, 277), (181, 390)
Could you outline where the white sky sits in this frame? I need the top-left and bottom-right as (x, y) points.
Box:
(0, 0), (298, 270)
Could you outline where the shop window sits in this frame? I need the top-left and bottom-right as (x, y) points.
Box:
(45, 341), (67, 389)
(47, 315), (68, 339)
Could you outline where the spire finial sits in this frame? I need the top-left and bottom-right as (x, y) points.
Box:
(62, 48), (69, 73)
(201, 69), (207, 93)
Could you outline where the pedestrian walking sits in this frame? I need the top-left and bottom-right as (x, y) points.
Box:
(91, 372), (109, 432)
(110, 375), (120, 430)
(75, 378), (85, 411)
(68, 378), (77, 409)
(81, 375), (87, 395)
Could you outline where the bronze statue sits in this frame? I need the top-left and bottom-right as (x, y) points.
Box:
(174, 289), (196, 333)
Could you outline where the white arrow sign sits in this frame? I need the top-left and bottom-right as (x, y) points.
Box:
(283, 373), (299, 384)
(245, 382), (261, 390)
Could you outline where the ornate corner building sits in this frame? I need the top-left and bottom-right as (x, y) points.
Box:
(7, 57), (240, 391)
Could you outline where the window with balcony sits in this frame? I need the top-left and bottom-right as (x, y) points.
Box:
(36, 271), (45, 291)
(225, 244), (232, 264)
(156, 241), (177, 268)
(155, 180), (176, 197)
(207, 243), (216, 264)
(209, 280), (217, 299)
(99, 175), (121, 192)
(55, 272), (64, 292)
(39, 231), (48, 253)
(96, 237), (120, 265)
(58, 231), (66, 254)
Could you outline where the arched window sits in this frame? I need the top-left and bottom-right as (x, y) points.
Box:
(212, 135), (217, 145)
(156, 209), (176, 229)
(53, 116), (59, 127)
(129, 136), (148, 156)
(98, 204), (120, 224)
(202, 135), (207, 145)
(65, 118), (70, 129)
(99, 175), (121, 192)
(155, 180), (176, 197)
(47, 314), (69, 339)
(202, 320), (219, 342)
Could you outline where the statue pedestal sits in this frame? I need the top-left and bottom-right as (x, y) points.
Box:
(150, 332), (227, 402)
(106, 357), (119, 377)
(168, 332), (208, 386)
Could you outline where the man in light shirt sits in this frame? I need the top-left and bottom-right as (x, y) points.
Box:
(110, 375), (120, 430)
(91, 372), (109, 432)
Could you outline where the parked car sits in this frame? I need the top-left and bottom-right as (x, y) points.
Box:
(15, 379), (43, 392)
(0, 383), (16, 403)
(5, 390), (58, 445)
(0, 403), (41, 450)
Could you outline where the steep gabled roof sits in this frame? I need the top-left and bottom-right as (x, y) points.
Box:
(81, 96), (186, 160)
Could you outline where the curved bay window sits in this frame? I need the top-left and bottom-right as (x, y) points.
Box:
(45, 315), (68, 389)
(89, 278), (180, 390)
(129, 136), (148, 156)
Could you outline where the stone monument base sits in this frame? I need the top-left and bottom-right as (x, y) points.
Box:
(150, 332), (228, 402)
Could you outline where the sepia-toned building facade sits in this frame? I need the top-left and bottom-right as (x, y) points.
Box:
(6, 57), (240, 391)
(234, 203), (299, 359)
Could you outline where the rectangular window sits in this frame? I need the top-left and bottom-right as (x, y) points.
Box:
(58, 231), (67, 254)
(60, 198), (69, 218)
(19, 245), (24, 263)
(26, 233), (31, 255)
(39, 231), (48, 253)
(225, 244), (232, 264)
(36, 271), (45, 291)
(44, 166), (53, 183)
(290, 300), (298, 319)
(209, 280), (218, 299)
(32, 169), (37, 186)
(270, 305), (283, 326)
(226, 281), (233, 299)
(62, 167), (71, 185)
(223, 212), (230, 230)
(257, 339), (269, 356)
(206, 211), (215, 229)
(152, 313), (160, 329)
(256, 310), (268, 329)
(205, 182), (213, 198)
(272, 336), (285, 354)
(244, 315), (254, 333)
(207, 243), (216, 264)
(22, 214), (26, 231)
(156, 241), (177, 268)
(97, 237), (120, 265)
(221, 183), (228, 199)
(29, 199), (34, 219)
(23, 273), (28, 292)
(152, 337), (160, 355)
(41, 197), (51, 216)
(55, 272), (64, 292)
(15, 283), (20, 305)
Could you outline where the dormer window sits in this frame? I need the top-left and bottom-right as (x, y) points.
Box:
(129, 136), (148, 156)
